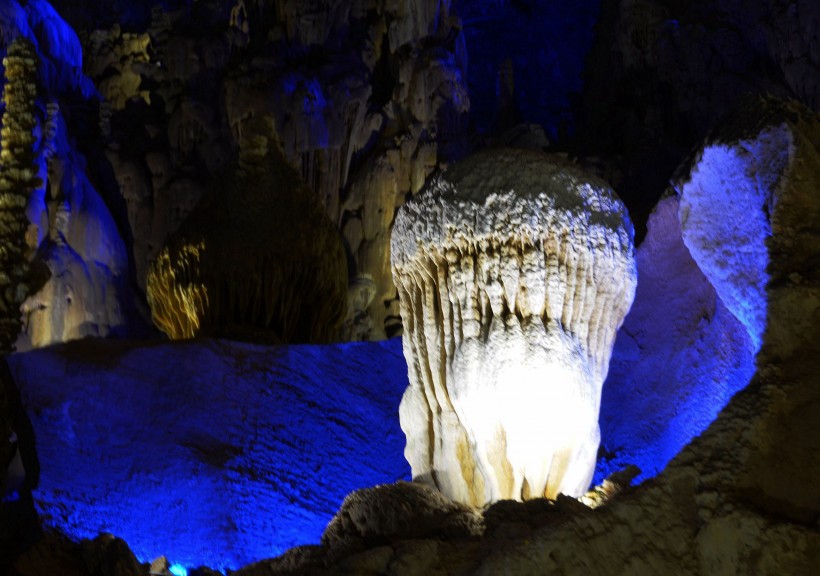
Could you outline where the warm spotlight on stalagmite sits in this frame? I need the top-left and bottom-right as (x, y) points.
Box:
(391, 149), (637, 507)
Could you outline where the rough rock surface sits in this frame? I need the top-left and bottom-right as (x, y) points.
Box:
(597, 193), (755, 483)
(13, 531), (139, 576)
(321, 482), (483, 561)
(8, 337), (411, 570)
(233, 470), (638, 576)
(676, 95), (803, 352)
(0, 1), (141, 352)
(392, 149), (637, 506)
(18, 123), (134, 350)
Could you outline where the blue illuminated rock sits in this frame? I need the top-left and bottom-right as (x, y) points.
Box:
(675, 95), (820, 355)
(8, 337), (411, 571)
(15, 111), (134, 350)
(0, 0), (136, 351)
(598, 193), (754, 484)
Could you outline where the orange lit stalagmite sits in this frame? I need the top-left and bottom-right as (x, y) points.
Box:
(146, 241), (208, 340)
(391, 149), (637, 507)
(147, 117), (347, 343)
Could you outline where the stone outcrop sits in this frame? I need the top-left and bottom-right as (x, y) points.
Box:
(13, 532), (143, 576)
(0, 3), (139, 351)
(391, 148), (637, 506)
(321, 482), (483, 562)
(230, 468), (641, 576)
(675, 95), (811, 353)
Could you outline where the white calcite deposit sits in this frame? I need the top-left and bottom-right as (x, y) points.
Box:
(391, 149), (637, 506)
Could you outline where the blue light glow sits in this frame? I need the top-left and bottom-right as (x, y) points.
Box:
(169, 564), (188, 576)
(11, 338), (411, 572)
(593, 196), (757, 485)
(11, 308), (755, 572)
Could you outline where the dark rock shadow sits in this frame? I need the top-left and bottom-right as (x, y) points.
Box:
(0, 355), (42, 572)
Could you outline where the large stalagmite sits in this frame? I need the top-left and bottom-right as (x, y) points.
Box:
(391, 149), (637, 506)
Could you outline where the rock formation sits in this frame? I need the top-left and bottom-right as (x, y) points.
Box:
(18, 111), (134, 350)
(147, 117), (347, 344)
(321, 481), (483, 562)
(598, 193), (754, 483)
(72, 0), (470, 339)
(231, 95), (820, 576)
(675, 95), (811, 353)
(0, 38), (43, 352)
(0, 3), (141, 352)
(391, 148), (637, 506)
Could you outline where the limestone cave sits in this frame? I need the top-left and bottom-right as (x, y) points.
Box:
(0, 1), (818, 575)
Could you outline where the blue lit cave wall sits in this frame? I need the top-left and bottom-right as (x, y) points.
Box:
(9, 339), (412, 571)
(593, 196), (756, 485)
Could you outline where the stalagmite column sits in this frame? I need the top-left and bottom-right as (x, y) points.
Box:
(391, 149), (637, 507)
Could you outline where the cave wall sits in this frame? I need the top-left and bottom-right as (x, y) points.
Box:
(2, 2), (819, 572)
(70, 0), (470, 341)
(0, 0), (141, 351)
(5, 0), (817, 343)
(8, 337), (411, 570)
